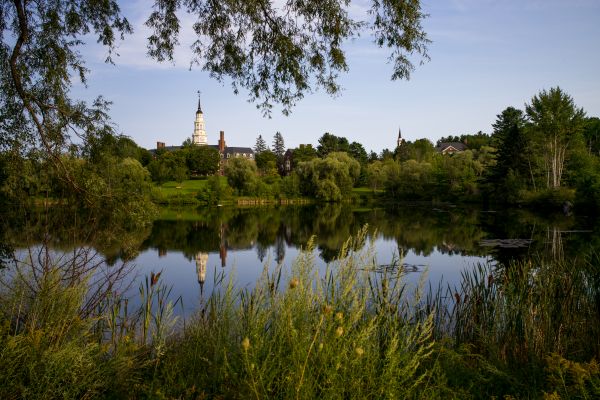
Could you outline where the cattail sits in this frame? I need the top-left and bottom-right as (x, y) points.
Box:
(289, 278), (299, 289)
(454, 292), (461, 304)
(150, 271), (161, 287)
(242, 337), (250, 351)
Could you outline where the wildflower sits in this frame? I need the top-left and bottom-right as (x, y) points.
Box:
(355, 347), (364, 356)
(318, 342), (324, 351)
(289, 278), (299, 289)
(335, 312), (343, 322)
(242, 337), (250, 351)
(335, 326), (344, 337)
(322, 304), (333, 315)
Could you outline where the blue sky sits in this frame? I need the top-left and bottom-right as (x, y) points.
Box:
(74, 0), (600, 153)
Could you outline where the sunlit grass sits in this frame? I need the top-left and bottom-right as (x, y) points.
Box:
(1, 227), (599, 398)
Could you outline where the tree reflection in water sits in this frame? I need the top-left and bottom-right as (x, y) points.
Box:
(3, 203), (600, 304)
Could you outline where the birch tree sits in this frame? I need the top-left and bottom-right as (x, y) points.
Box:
(525, 87), (585, 189)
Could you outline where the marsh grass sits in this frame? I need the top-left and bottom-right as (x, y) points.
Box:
(152, 227), (443, 399)
(1, 227), (600, 398)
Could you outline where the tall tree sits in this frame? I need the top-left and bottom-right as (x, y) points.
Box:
(185, 146), (220, 176)
(254, 135), (268, 154)
(317, 133), (349, 157)
(272, 131), (286, 174)
(487, 107), (530, 201)
(583, 117), (600, 156)
(1, 0), (131, 190)
(526, 87), (585, 189)
(272, 132), (286, 158)
(348, 142), (368, 164)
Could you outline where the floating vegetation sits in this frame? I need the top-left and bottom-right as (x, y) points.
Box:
(372, 262), (427, 274)
(479, 238), (533, 248)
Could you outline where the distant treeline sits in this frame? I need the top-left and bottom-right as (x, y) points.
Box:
(2, 87), (600, 210)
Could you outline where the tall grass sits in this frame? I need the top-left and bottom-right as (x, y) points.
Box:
(154, 228), (442, 399)
(1, 227), (599, 398)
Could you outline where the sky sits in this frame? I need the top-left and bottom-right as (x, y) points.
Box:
(73, 0), (600, 153)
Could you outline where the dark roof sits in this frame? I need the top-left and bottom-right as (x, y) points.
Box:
(222, 147), (254, 154)
(149, 145), (182, 154)
(150, 144), (254, 154)
(436, 142), (467, 152)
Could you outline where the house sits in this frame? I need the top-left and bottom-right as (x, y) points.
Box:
(436, 142), (467, 155)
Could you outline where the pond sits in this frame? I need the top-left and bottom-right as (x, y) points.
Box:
(5, 203), (600, 318)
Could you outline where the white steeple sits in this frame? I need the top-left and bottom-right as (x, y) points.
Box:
(192, 90), (207, 145)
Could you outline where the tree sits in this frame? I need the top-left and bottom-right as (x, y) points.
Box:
(146, 0), (430, 115)
(526, 87), (585, 189)
(583, 117), (600, 156)
(224, 158), (259, 195)
(1, 0), (132, 190)
(185, 146), (220, 176)
(348, 142), (368, 164)
(254, 135), (268, 154)
(2, 0), (431, 199)
(317, 133), (349, 157)
(272, 132), (286, 174)
(395, 139), (435, 162)
(292, 144), (318, 163)
(255, 150), (278, 176)
(487, 107), (531, 200)
(296, 152), (360, 201)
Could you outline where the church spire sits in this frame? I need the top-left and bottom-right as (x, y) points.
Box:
(192, 91), (207, 145)
(397, 126), (403, 147)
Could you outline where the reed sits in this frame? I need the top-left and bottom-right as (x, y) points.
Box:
(1, 228), (599, 398)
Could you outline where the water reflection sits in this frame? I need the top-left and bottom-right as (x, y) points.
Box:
(3, 203), (600, 311)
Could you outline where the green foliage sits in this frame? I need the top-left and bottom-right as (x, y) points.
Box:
(526, 87), (586, 189)
(225, 157), (259, 196)
(148, 151), (189, 184)
(1, 0), (132, 191)
(296, 152), (360, 201)
(254, 134), (268, 153)
(583, 117), (600, 156)
(317, 132), (350, 157)
(254, 149), (278, 176)
(154, 230), (440, 398)
(197, 175), (233, 205)
(184, 145), (219, 176)
(349, 141), (368, 164)
(272, 131), (286, 172)
(293, 144), (318, 163)
(395, 138), (435, 162)
(145, 0), (429, 115)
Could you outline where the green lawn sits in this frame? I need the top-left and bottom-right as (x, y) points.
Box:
(153, 177), (227, 197)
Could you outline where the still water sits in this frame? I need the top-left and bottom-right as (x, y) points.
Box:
(7, 203), (599, 317)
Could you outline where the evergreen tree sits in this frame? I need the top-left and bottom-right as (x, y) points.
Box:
(486, 107), (530, 202)
(254, 135), (268, 154)
(273, 132), (286, 157)
(273, 132), (286, 173)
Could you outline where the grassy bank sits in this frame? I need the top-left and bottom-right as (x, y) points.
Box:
(1, 229), (599, 398)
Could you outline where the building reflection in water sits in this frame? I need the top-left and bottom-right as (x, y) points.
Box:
(195, 252), (208, 294)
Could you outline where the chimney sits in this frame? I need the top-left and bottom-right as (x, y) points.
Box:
(219, 131), (226, 152)
(157, 141), (165, 149)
